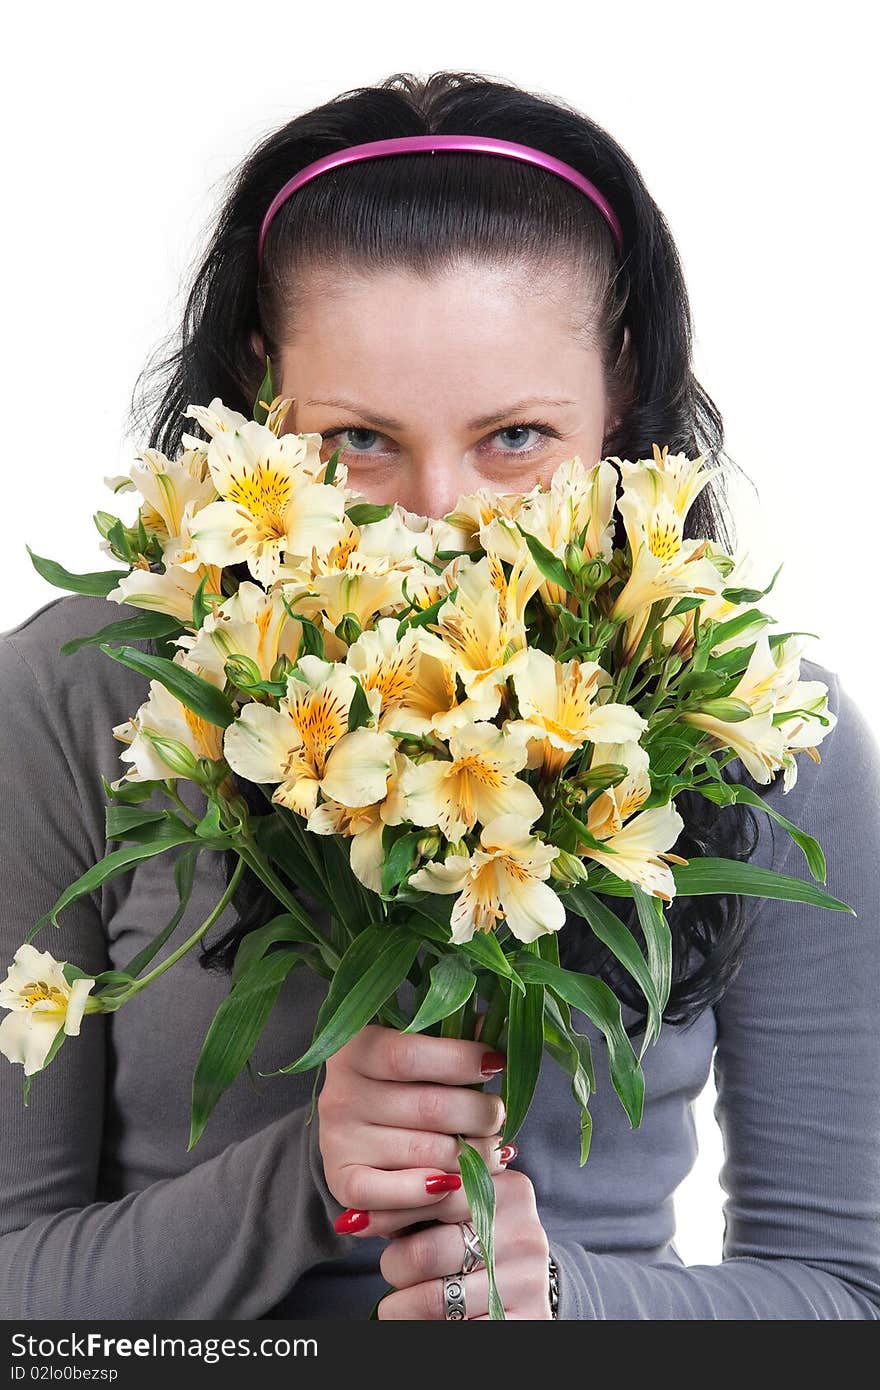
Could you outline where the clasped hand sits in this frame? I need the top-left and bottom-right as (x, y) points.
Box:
(318, 1024), (553, 1319)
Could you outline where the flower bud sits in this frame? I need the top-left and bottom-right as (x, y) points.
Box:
(692, 697), (754, 722)
(269, 654), (296, 684)
(582, 557), (611, 589)
(550, 848), (589, 886)
(140, 730), (201, 781)
(224, 654), (263, 690)
(335, 612), (363, 645)
(416, 832), (442, 859)
(444, 839), (469, 861)
(563, 541), (585, 576)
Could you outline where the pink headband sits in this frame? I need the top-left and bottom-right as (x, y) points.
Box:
(256, 133), (623, 265)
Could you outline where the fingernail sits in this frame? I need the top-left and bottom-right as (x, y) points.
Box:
(499, 1143), (518, 1164)
(481, 1050), (507, 1076)
(334, 1208), (370, 1234)
(425, 1173), (462, 1194)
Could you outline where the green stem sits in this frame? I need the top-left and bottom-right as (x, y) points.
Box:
(236, 834), (341, 970)
(162, 781), (199, 825)
(479, 977), (510, 1051)
(92, 858), (245, 1008)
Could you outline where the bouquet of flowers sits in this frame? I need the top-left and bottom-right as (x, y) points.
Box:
(1, 361), (852, 1318)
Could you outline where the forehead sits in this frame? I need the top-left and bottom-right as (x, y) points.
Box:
(280, 260), (600, 405)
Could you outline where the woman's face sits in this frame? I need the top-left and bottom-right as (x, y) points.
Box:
(263, 259), (616, 519)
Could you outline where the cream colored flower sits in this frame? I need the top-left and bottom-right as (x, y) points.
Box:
(111, 654), (227, 786)
(106, 557), (223, 625)
(306, 751), (410, 893)
(174, 581), (301, 686)
(127, 446), (218, 540)
(0, 944), (96, 1076)
(222, 655), (395, 817)
(609, 446), (726, 642)
(399, 720), (542, 841)
(774, 675), (837, 792)
(410, 814), (566, 944)
(417, 551), (540, 711)
(577, 739), (686, 902)
(506, 647), (647, 778)
(187, 419), (346, 586)
(482, 456), (618, 606)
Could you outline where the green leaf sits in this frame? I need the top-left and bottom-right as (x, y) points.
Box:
(262, 931), (420, 1076)
(252, 356), (275, 425)
(347, 675), (374, 733)
(98, 643), (236, 729)
(105, 804), (170, 840)
(189, 948), (303, 1148)
(26, 546), (130, 597)
(516, 525), (576, 594)
(500, 956), (544, 1144)
(25, 823), (196, 940)
(671, 856), (855, 912)
(294, 614), (326, 660)
(59, 611), (182, 657)
(457, 1140), (505, 1320)
(404, 954), (476, 1034)
(322, 446), (342, 487)
(721, 561), (783, 606)
(694, 782), (827, 881)
(381, 830), (423, 897)
(405, 901), (526, 993)
(120, 843), (201, 979)
(346, 502), (394, 527)
(563, 885), (663, 1048)
(631, 885), (672, 1052)
(252, 809), (329, 907)
(514, 955), (645, 1128)
(231, 912), (317, 985)
(395, 586), (458, 638)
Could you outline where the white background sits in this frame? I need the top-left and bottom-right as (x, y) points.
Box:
(2, 1), (877, 1267)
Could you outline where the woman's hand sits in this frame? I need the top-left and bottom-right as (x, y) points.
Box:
(318, 1024), (512, 1225)
(318, 1023), (554, 1319)
(375, 1168), (553, 1319)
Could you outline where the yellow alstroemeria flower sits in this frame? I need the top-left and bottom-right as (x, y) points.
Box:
(128, 445), (219, 540)
(482, 456), (618, 608)
(416, 551), (540, 712)
(183, 396), (340, 482)
(0, 944), (96, 1076)
(774, 676), (837, 792)
(679, 632), (799, 784)
(186, 419), (346, 587)
(578, 739), (687, 902)
(306, 751), (410, 894)
(609, 445), (726, 645)
(174, 580), (302, 686)
(441, 484), (533, 552)
(506, 647), (648, 778)
(399, 720), (542, 841)
(106, 556), (224, 626)
(410, 813), (566, 945)
(111, 655), (227, 787)
(222, 655), (396, 818)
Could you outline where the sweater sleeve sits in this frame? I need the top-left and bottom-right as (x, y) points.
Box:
(0, 633), (343, 1320)
(551, 668), (880, 1319)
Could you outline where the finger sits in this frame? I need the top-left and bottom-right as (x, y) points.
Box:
(351, 1075), (506, 1137)
(379, 1177), (527, 1288)
(341, 1186), (474, 1238)
(332, 1162), (465, 1214)
(325, 1124), (513, 1177)
(348, 1025), (507, 1086)
(378, 1267), (492, 1320)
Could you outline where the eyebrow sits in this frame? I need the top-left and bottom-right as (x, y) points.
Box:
(304, 396), (578, 431)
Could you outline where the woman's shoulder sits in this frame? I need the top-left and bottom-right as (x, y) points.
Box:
(1, 593), (147, 726)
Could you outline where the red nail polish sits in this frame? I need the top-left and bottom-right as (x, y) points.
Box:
(334, 1208), (370, 1234)
(425, 1173), (462, 1194)
(499, 1143), (518, 1164)
(481, 1050), (507, 1076)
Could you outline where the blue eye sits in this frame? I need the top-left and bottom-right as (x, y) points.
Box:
(319, 419), (563, 459)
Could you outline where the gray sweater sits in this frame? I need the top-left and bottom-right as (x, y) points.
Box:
(1, 594), (878, 1320)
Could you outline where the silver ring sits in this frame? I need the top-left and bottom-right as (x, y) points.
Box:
(443, 1273), (467, 1320)
(460, 1221), (485, 1275)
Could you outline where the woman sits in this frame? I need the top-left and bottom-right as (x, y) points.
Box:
(1, 70), (878, 1321)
